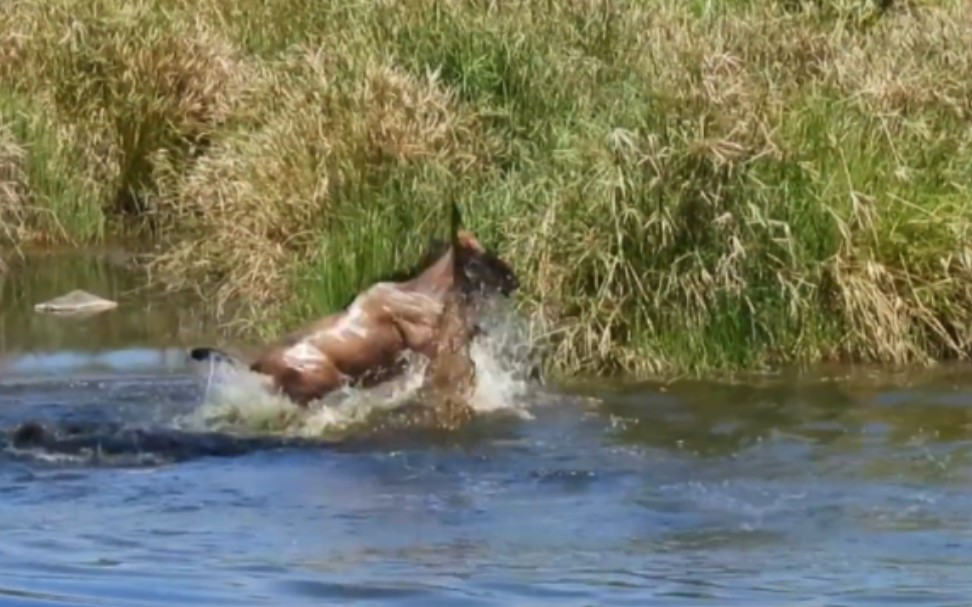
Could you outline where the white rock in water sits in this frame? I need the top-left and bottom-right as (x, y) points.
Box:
(34, 290), (118, 316)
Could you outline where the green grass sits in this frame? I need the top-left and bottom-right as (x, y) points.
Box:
(0, 92), (107, 244)
(2, 0), (972, 378)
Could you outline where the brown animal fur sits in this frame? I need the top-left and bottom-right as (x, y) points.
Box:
(355, 260), (480, 434)
(414, 283), (478, 429)
(191, 227), (516, 415)
(354, 223), (483, 432)
(410, 219), (482, 429)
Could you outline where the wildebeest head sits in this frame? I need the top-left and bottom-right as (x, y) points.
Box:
(455, 230), (519, 297)
(383, 231), (520, 299)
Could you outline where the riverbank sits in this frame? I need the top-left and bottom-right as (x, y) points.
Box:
(3, 0), (972, 378)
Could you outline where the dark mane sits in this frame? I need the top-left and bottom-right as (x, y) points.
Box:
(372, 202), (463, 285)
(378, 238), (451, 283)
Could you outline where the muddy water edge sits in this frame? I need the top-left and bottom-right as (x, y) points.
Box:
(1, 250), (971, 606)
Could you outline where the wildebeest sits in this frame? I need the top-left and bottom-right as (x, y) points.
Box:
(190, 204), (518, 417)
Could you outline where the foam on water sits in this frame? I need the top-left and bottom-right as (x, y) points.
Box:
(177, 304), (543, 439)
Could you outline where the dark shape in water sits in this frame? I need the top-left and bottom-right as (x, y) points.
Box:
(4, 420), (321, 466)
(1, 398), (523, 467)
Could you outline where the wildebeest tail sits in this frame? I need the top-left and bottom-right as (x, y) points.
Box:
(188, 347), (245, 368)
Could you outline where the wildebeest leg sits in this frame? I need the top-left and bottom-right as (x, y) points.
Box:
(274, 366), (345, 407)
(393, 318), (438, 359)
(417, 289), (477, 430)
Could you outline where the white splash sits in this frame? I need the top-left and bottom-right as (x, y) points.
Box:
(177, 300), (544, 439)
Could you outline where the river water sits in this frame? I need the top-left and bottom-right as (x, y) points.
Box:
(1, 251), (970, 606)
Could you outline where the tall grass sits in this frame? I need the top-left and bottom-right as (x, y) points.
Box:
(2, 0), (972, 377)
(0, 92), (107, 244)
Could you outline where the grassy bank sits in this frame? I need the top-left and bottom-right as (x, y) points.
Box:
(2, 0), (972, 377)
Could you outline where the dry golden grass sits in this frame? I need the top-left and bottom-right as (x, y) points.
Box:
(2, 0), (972, 377)
(1, 0), (243, 231)
(148, 48), (490, 322)
(0, 122), (26, 257)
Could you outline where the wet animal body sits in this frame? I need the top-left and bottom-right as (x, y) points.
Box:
(190, 205), (518, 412)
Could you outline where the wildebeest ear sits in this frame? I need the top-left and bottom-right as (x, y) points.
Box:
(456, 230), (486, 253)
